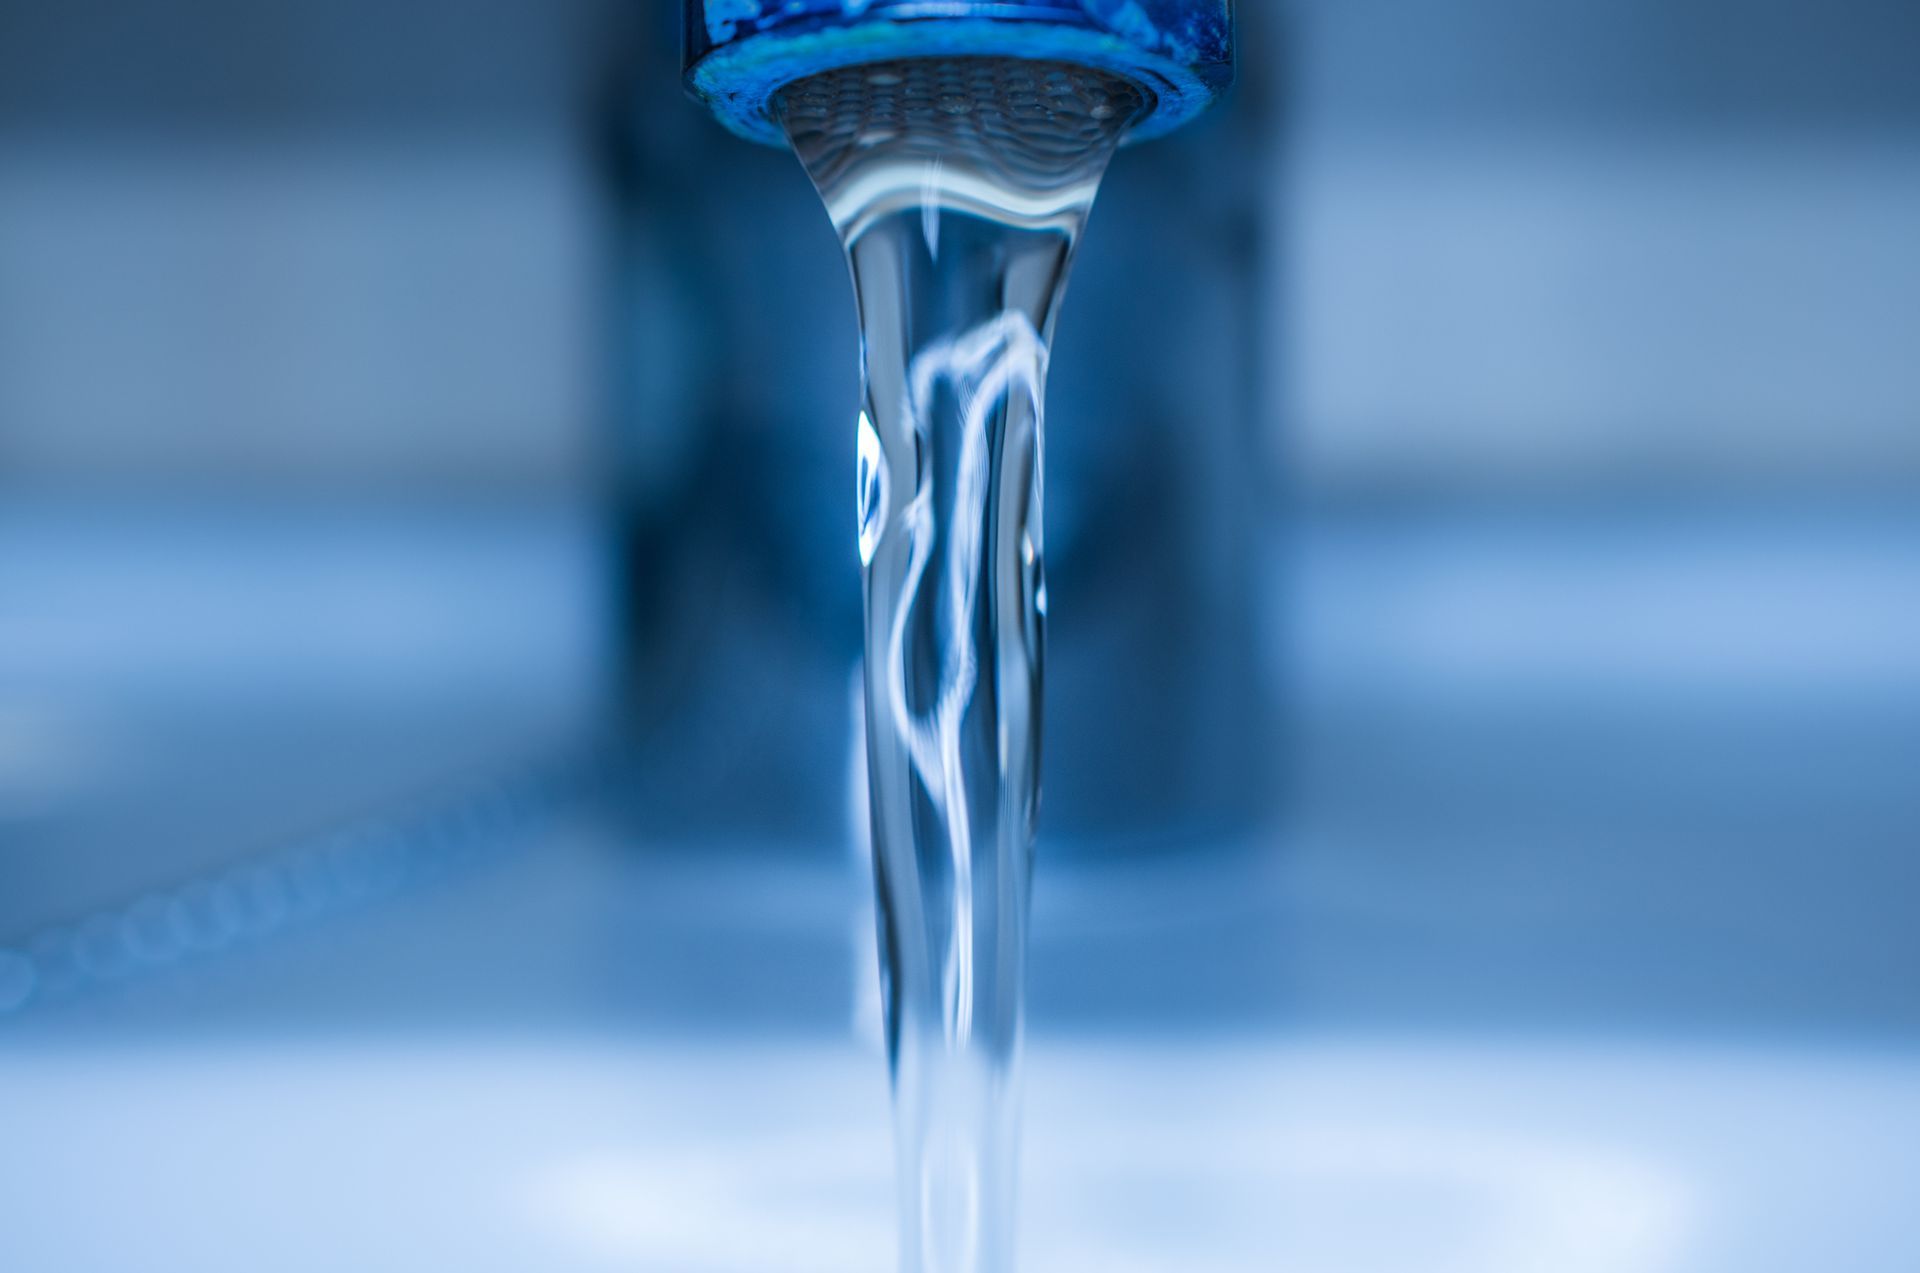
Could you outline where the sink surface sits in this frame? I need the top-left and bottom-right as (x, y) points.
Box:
(1, 1037), (1912, 1272)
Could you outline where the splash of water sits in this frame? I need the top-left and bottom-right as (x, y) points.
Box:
(779, 56), (1141, 1272)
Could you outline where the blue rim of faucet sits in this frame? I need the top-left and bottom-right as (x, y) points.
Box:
(684, 5), (1234, 148)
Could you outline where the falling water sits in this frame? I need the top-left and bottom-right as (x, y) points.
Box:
(777, 56), (1143, 1273)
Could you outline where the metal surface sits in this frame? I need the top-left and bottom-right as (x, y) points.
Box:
(682, 0), (1234, 145)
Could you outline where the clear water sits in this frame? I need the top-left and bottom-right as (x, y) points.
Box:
(778, 57), (1143, 1273)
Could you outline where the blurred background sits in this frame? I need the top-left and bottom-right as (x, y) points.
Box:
(2, 1), (1917, 1269)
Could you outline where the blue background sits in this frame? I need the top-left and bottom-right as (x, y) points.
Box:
(0, 0), (1916, 1268)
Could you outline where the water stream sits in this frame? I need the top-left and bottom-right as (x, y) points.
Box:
(778, 56), (1143, 1273)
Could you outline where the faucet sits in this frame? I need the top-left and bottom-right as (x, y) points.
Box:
(685, 1), (1233, 148)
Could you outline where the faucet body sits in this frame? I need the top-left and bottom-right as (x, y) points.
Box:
(684, 0), (1233, 146)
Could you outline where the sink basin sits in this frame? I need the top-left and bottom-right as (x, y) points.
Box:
(1, 1037), (1912, 1272)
